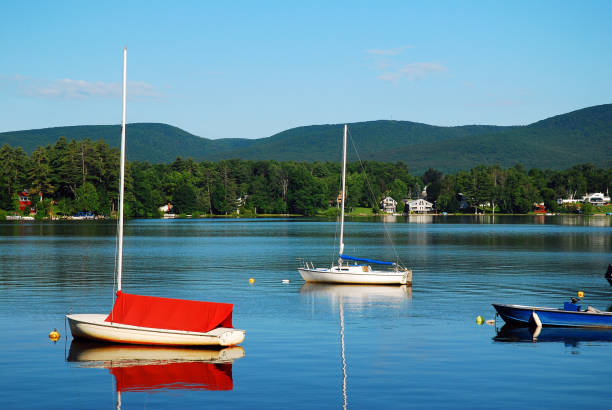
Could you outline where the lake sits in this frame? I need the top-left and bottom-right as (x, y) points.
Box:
(1, 215), (611, 409)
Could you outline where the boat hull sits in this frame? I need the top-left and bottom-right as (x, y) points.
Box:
(67, 314), (245, 346)
(492, 303), (612, 328)
(298, 267), (412, 285)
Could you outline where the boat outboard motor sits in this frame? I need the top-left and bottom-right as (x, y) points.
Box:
(564, 297), (582, 311)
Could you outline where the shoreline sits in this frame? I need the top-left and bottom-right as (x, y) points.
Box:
(2, 212), (611, 221)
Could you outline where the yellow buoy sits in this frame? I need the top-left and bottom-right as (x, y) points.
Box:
(476, 316), (484, 325)
(249, 278), (255, 284)
(578, 291), (584, 298)
(49, 328), (60, 342)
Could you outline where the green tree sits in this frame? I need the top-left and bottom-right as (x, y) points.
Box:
(75, 182), (100, 213)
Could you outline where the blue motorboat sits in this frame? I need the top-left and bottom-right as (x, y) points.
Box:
(492, 298), (612, 328)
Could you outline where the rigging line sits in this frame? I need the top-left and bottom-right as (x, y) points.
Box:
(113, 201), (120, 304)
(346, 128), (404, 265)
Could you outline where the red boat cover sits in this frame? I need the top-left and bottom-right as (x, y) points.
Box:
(105, 291), (233, 333)
(111, 361), (233, 391)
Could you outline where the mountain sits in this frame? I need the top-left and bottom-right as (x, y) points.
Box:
(0, 123), (254, 164)
(1, 104), (610, 173)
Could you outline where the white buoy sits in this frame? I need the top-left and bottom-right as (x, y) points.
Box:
(281, 279), (290, 284)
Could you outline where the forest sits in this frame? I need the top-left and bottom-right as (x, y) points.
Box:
(0, 137), (610, 218)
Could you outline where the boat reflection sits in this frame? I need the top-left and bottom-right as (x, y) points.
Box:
(68, 339), (244, 392)
(494, 324), (612, 346)
(299, 283), (411, 309)
(299, 283), (410, 409)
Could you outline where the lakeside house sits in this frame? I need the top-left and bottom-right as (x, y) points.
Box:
(534, 203), (546, 214)
(18, 189), (41, 215)
(235, 195), (249, 214)
(380, 196), (397, 214)
(159, 203), (173, 213)
(404, 198), (434, 214)
(159, 202), (176, 218)
(557, 192), (611, 206)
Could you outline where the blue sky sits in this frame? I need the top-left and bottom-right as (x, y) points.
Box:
(1, 1), (611, 139)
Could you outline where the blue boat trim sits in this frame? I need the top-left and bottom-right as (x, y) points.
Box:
(492, 303), (612, 328)
(339, 254), (395, 266)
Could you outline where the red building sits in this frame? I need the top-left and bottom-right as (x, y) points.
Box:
(18, 190), (40, 214)
(534, 203), (546, 214)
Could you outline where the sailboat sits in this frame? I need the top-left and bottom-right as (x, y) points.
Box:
(66, 48), (245, 346)
(298, 125), (412, 285)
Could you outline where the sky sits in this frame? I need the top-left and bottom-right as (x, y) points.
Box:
(1, 1), (611, 140)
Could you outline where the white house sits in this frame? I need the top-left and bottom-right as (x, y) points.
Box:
(380, 196), (397, 214)
(406, 198), (434, 214)
(582, 192), (610, 205)
(159, 203), (173, 213)
(557, 192), (610, 206)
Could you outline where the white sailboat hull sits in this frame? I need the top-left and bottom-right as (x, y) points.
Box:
(298, 267), (412, 285)
(67, 314), (245, 347)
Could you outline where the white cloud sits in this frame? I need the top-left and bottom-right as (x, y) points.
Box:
(14, 76), (161, 99)
(365, 46), (412, 56)
(364, 46), (446, 83)
(377, 62), (447, 83)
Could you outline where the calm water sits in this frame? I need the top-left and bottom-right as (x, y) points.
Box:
(1, 215), (611, 409)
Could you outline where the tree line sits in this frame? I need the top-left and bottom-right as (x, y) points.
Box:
(0, 138), (610, 217)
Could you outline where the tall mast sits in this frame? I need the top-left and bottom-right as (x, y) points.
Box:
(117, 47), (127, 292)
(339, 124), (347, 258)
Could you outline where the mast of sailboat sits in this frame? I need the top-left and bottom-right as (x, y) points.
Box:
(117, 46), (127, 292)
(338, 124), (347, 262)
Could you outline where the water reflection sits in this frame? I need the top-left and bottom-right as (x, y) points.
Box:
(405, 214), (434, 224)
(299, 283), (411, 409)
(494, 324), (612, 347)
(299, 283), (411, 309)
(68, 339), (243, 394)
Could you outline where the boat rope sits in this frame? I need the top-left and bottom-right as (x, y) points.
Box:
(111, 178), (121, 311)
(346, 127), (404, 267)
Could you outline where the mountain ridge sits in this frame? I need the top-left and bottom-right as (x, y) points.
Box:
(1, 103), (610, 173)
